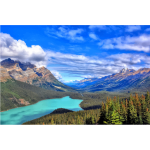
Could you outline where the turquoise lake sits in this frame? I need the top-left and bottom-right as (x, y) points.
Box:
(0, 96), (83, 125)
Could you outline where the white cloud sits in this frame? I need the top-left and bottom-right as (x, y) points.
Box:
(50, 70), (62, 80)
(89, 33), (98, 40)
(46, 26), (84, 42)
(45, 50), (150, 78)
(125, 25), (141, 32)
(98, 34), (150, 52)
(145, 28), (150, 32)
(0, 32), (47, 67)
(108, 53), (150, 70)
(82, 75), (96, 78)
(89, 25), (106, 30)
(69, 45), (82, 51)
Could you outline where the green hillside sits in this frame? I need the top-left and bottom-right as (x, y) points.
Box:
(1, 79), (82, 111)
(1, 79), (148, 112)
(32, 78), (77, 92)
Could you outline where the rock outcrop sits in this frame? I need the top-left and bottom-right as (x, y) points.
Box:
(33, 66), (57, 82)
(1, 58), (36, 70)
(9, 97), (30, 105)
(0, 66), (12, 82)
(8, 66), (39, 84)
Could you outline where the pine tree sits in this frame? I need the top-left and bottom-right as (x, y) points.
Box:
(98, 101), (106, 124)
(121, 104), (127, 124)
(125, 99), (128, 108)
(138, 115), (143, 124)
(117, 96), (119, 103)
(103, 110), (124, 125)
(137, 101), (141, 115)
(102, 98), (123, 124)
(134, 93), (139, 110)
(128, 100), (138, 124)
(143, 108), (150, 124)
(141, 95), (146, 121)
(51, 118), (54, 125)
(130, 94), (134, 101)
(77, 115), (81, 125)
(146, 91), (150, 102)
(91, 116), (95, 124)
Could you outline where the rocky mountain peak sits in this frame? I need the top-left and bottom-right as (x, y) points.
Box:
(7, 58), (11, 61)
(119, 68), (129, 74)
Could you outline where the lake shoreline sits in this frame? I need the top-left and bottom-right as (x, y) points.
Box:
(1, 96), (83, 125)
(1, 96), (84, 113)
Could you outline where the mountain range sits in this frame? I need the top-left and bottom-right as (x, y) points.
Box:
(1, 58), (150, 94)
(0, 58), (76, 92)
(65, 67), (150, 92)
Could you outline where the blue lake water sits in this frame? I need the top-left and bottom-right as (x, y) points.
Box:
(0, 96), (83, 125)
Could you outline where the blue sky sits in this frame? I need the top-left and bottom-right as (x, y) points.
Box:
(1, 25), (150, 82)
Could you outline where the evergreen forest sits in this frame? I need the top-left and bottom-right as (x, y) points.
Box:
(24, 91), (150, 125)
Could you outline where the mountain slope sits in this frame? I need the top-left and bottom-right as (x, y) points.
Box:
(1, 79), (82, 111)
(0, 66), (12, 82)
(0, 58), (76, 92)
(66, 68), (150, 92)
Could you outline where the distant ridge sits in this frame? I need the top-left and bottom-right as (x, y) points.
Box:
(65, 67), (150, 92)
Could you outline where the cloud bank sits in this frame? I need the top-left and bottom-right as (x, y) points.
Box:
(98, 34), (150, 52)
(125, 25), (141, 32)
(0, 33), (47, 67)
(46, 26), (84, 42)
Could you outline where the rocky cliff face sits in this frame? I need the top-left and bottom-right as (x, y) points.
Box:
(0, 66), (12, 82)
(1, 58), (36, 70)
(9, 97), (30, 106)
(33, 66), (57, 82)
(8, 68), (39, 84)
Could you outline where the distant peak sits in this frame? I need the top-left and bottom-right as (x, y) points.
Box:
(2, 58), (13, 62)
(120, 68), (128, 73)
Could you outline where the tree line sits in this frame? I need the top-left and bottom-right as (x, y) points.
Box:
(24, 91), (150, 125)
